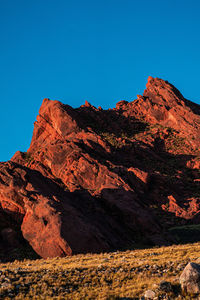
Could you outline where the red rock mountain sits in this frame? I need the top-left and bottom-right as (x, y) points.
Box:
(1, 77), (200, 261)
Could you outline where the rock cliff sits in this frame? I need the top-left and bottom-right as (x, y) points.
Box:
(1, 77), (200, 260)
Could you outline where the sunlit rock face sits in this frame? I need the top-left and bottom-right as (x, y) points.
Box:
(1, 76), (200, 260)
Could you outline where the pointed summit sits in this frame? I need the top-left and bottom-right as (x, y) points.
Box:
(144, 76), (185, 106)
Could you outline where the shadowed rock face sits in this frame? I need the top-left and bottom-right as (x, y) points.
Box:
(1, 76), (200, 259)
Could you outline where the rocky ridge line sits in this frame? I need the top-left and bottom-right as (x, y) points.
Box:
(0, 76), (200, 260)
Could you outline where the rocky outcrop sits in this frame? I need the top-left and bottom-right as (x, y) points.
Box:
(0, 76), (200, 260)
(121, 77), (200, 150)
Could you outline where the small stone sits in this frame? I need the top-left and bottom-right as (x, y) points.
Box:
(4, 277), (11, 282)
(1, 281), (12, 289)
(144, 289), (156, 299)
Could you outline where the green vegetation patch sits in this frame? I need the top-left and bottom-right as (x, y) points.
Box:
(169, 224), (200, 244)
(22, 152), (34, 165)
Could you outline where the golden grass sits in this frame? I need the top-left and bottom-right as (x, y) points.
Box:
(1, 242), (200, 299)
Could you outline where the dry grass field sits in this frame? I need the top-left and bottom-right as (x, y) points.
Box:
(1, 242), (200, 299)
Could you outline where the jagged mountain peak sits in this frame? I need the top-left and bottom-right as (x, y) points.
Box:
(1, 77), (200, 261)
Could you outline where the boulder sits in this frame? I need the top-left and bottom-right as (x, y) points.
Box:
(144, 289), (155, 299)
(180, 262), (200, 294)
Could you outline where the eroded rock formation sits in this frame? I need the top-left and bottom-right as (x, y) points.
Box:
(1, 77), (200, 260)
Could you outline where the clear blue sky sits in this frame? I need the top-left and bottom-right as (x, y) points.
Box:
(0, 0), (200, 161)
